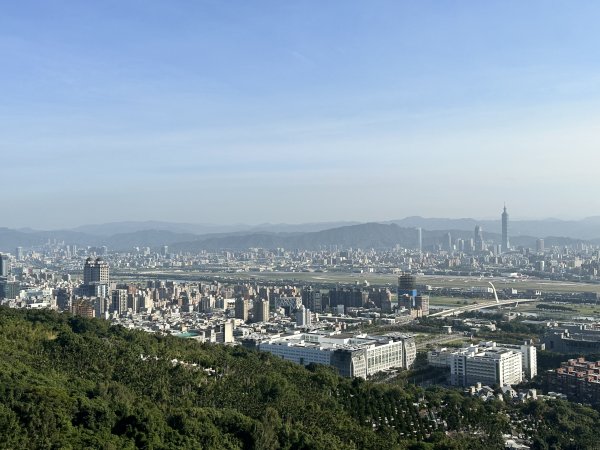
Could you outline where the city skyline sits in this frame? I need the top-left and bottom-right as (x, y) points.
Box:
(4, 205), (600, 232)
(0, 202), (600, 232)
(3, 1), (600, 228)
(4, 3), (600, 448)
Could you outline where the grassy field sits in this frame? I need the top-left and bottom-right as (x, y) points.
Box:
(516, 301), (600, 320)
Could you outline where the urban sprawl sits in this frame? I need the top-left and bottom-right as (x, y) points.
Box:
(3, 208), (600, 448)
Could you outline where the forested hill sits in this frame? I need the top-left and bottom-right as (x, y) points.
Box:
(0, 308), (597, 449)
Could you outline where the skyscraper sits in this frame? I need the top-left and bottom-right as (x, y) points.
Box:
(502, 204), (510, 253)
(254, 298), (269, 323)
(235, 297), (250, 322)
(0, 254), (9, 279)
(111, 289), (128, 315)
(296, 305), (311, 327)
(83, 257), (109, 297)
(398, 274), (417, 309)
(302, 287), (322, 312)
(536, 238), (545, 253)
(416, 227), (422, 254)
(83, 257), (109, 285)
(398, 274), (416, 292)
(474, 225), (484, 252)
(445, 232), (452, 252)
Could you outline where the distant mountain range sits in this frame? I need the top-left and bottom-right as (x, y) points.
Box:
(0, 217), (596, 253)
(389, 216), (600, 240)
(70, 220), (360, 236)
(167, 224), (584, 252)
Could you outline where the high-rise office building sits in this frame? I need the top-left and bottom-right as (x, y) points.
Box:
(398, 274), (416, 293)
(502, 205), (510, 253)
(397, 274), (430, 317)
(200, 296), (215, 312)
(302, 287), (322, 312)
(111, 289), (128, 315)
(15, 247), (23, 261)
(0, 254), (10, 279)
(398, 274), (417, 310)
(296, 305), (311, 327)
(416, 227), (422, 253)
(445, 232), (452, 252)
(83, 257), (109, 297)
(474, 225), (484, 252)
(536, 239), (545, 253)
(235, 297), (250, 322)
(83, 257), (109, 285)
(254, 298), (269, 323)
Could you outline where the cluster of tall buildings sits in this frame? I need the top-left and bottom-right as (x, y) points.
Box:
(423, 205), (511, 255)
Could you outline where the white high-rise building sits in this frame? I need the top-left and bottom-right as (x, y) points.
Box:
(502, 204), (510, 253)
(296, 305), (311, 327)
(428, 341), (536, 386)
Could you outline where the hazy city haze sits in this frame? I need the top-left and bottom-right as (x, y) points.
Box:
(3, 1), (600, 228)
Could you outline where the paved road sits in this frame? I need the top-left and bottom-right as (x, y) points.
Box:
(428, 298), (537, 318)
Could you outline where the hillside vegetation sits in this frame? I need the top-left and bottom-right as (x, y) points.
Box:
(0, 308), (596, 449)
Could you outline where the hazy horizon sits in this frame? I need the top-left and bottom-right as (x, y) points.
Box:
(8, 213), (600, 233)
(3, 1), (600, 228)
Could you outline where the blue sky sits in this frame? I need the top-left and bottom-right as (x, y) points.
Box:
(2, 1), (600, 228)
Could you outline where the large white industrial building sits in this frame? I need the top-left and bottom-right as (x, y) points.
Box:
(249, 331), (416, 379)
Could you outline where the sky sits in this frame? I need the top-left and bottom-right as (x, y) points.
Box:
(2, 1), (600, 229)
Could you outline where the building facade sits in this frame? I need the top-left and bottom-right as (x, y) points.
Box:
(546, 358), (600, 404)
(0, 254), (10, 279)
(543, 324), (600, 354)
(253, 299), (269, 323)
(256, 332), (416, 378)
(83, 257), (109, 284)
(502, 205), (510, 253)
(235, 297), (250, 322)
(428, 341), (536, 386)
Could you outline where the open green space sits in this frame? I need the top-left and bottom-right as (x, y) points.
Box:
(516, 301), (600, 320)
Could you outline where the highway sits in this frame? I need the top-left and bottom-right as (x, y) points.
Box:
(428, 298), (538, 318)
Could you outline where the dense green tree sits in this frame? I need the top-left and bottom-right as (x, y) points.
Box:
(0, 307), (595, 449)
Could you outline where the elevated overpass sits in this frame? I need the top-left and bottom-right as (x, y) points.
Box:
(429, 298), (537, 318)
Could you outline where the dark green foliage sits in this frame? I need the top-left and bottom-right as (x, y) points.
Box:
(0, 307), (594, 449)
(536, 304), (575, 312)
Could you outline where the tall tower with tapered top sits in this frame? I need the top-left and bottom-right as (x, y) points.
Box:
(502, 204), (509, 253)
